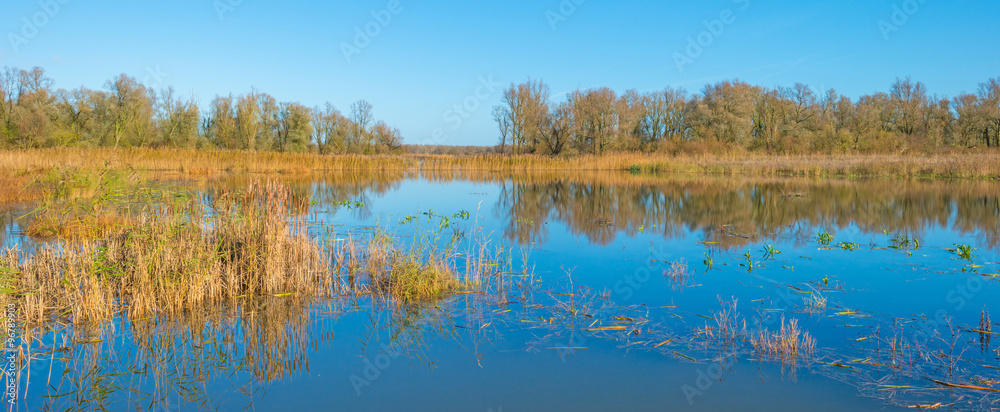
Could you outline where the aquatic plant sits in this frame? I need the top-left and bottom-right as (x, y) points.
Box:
(663, 259), (691, 291)
(838, 242), (860, 251)
(805, 293), (827, 314)
(18, 167), (164, 240)
(750, 317), (816, 364)
(367, 234), (459, 301)
(950, 244), (976, 261)
(761, 243), (781, 260)
(888, 233), (919, 250)
(336, 200), (366, 209)
(741, 250), (756, 272)
(702, 298), (747, 352)
(816, 230), (834, 246)
(703, 252), (714, 271)
(980, 309), (992, 351)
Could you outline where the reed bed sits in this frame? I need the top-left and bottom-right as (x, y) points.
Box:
(697, 299), (817, 367)
(627, 151), (1000, 179)
(0, 147), (418, 175)
(0, 180), (511, 329)
(0, 173), (40, 207)
(3, 148), (1000, 182)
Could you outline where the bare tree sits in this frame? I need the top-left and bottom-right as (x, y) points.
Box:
(569, 87), (618, 154)
(371, 120), (402, 153)
(641, 87), (687, 146)
(313, 103), (351, 154)
(541, 100), (572, 155)
(978, 78), (1000, 148)
(889, 77), (928, 136)
(349, 100), (373, 152)
(493, 105), (511, 154)
(496, 79), (550, 154)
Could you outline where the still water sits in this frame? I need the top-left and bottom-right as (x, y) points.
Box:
(4, 171), (999, 411)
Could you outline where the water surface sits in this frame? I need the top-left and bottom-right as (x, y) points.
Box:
(5, 171), (999, 411)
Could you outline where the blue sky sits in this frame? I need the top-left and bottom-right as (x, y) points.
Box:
(1, 0), (998, 146)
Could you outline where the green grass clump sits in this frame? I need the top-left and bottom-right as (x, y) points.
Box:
(375, 254), (459, 302)
(838, 242), (860, 251)
(949, 244), (976, 261)
(816, 230), (834, 246)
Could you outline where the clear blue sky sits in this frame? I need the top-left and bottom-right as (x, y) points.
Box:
(1, 0), (998, 146)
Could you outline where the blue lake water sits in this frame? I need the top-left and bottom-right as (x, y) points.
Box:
(4, 172), (999, 411)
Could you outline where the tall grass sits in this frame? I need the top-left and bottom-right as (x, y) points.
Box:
(0, 180), (511, 328)
(3, 147), (1000, 181)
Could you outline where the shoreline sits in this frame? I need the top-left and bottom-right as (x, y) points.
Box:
(2, 147), (999, 180)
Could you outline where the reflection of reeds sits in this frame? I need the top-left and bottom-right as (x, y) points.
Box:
(822, 316), (1000, 411)
(981, 308), (992, 351)
(750, 317), (816, 364)
(13, 251), (507, 411)
(663, 259), (691, 291)
(9, 158), (1000, 252)
(24, 297), (342, 410)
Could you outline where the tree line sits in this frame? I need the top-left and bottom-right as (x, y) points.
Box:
(493, 77), (1000, 155)
(0, 66), (403, 153)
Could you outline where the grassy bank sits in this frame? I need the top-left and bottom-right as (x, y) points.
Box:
(3, 148), (1000, 184)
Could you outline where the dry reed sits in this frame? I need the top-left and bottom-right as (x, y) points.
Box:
(702, 298), (747, 352)
(0, 180), (510, 329)
(3, 148), (1000, 181)
(751, 317), (817, 364)
(664, 259), (691, 291)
